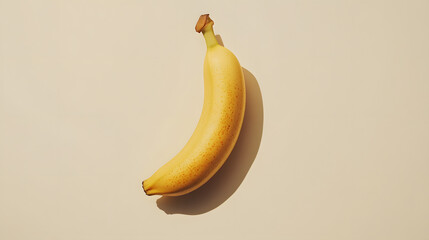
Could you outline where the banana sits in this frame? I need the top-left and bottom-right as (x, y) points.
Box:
(142, 14), (246, 196)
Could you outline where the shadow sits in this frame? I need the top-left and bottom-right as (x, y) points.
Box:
(156, 66), (264, 215)
(215, 34), (224, 46)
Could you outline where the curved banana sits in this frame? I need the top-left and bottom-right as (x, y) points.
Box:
(142, 14), (246, 196)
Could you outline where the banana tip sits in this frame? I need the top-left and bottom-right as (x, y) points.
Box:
(142, 181), (149, 195)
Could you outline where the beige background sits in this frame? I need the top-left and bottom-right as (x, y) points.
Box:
(1, 0), (429, 239)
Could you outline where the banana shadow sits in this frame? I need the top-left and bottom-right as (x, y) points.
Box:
(156, 63), (264, 215)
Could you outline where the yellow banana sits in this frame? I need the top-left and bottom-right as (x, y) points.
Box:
(142, 14), (246, 196)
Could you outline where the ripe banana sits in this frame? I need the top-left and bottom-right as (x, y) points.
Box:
(142, 14), (246, 196)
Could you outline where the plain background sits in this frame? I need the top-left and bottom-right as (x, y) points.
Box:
(1, 0), (429, 239)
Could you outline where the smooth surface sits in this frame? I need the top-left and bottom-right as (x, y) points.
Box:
(1, 0), (428, 239)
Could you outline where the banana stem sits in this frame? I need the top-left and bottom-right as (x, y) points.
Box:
(202, 25), (218, 48)
(195, 14), (219, 48)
